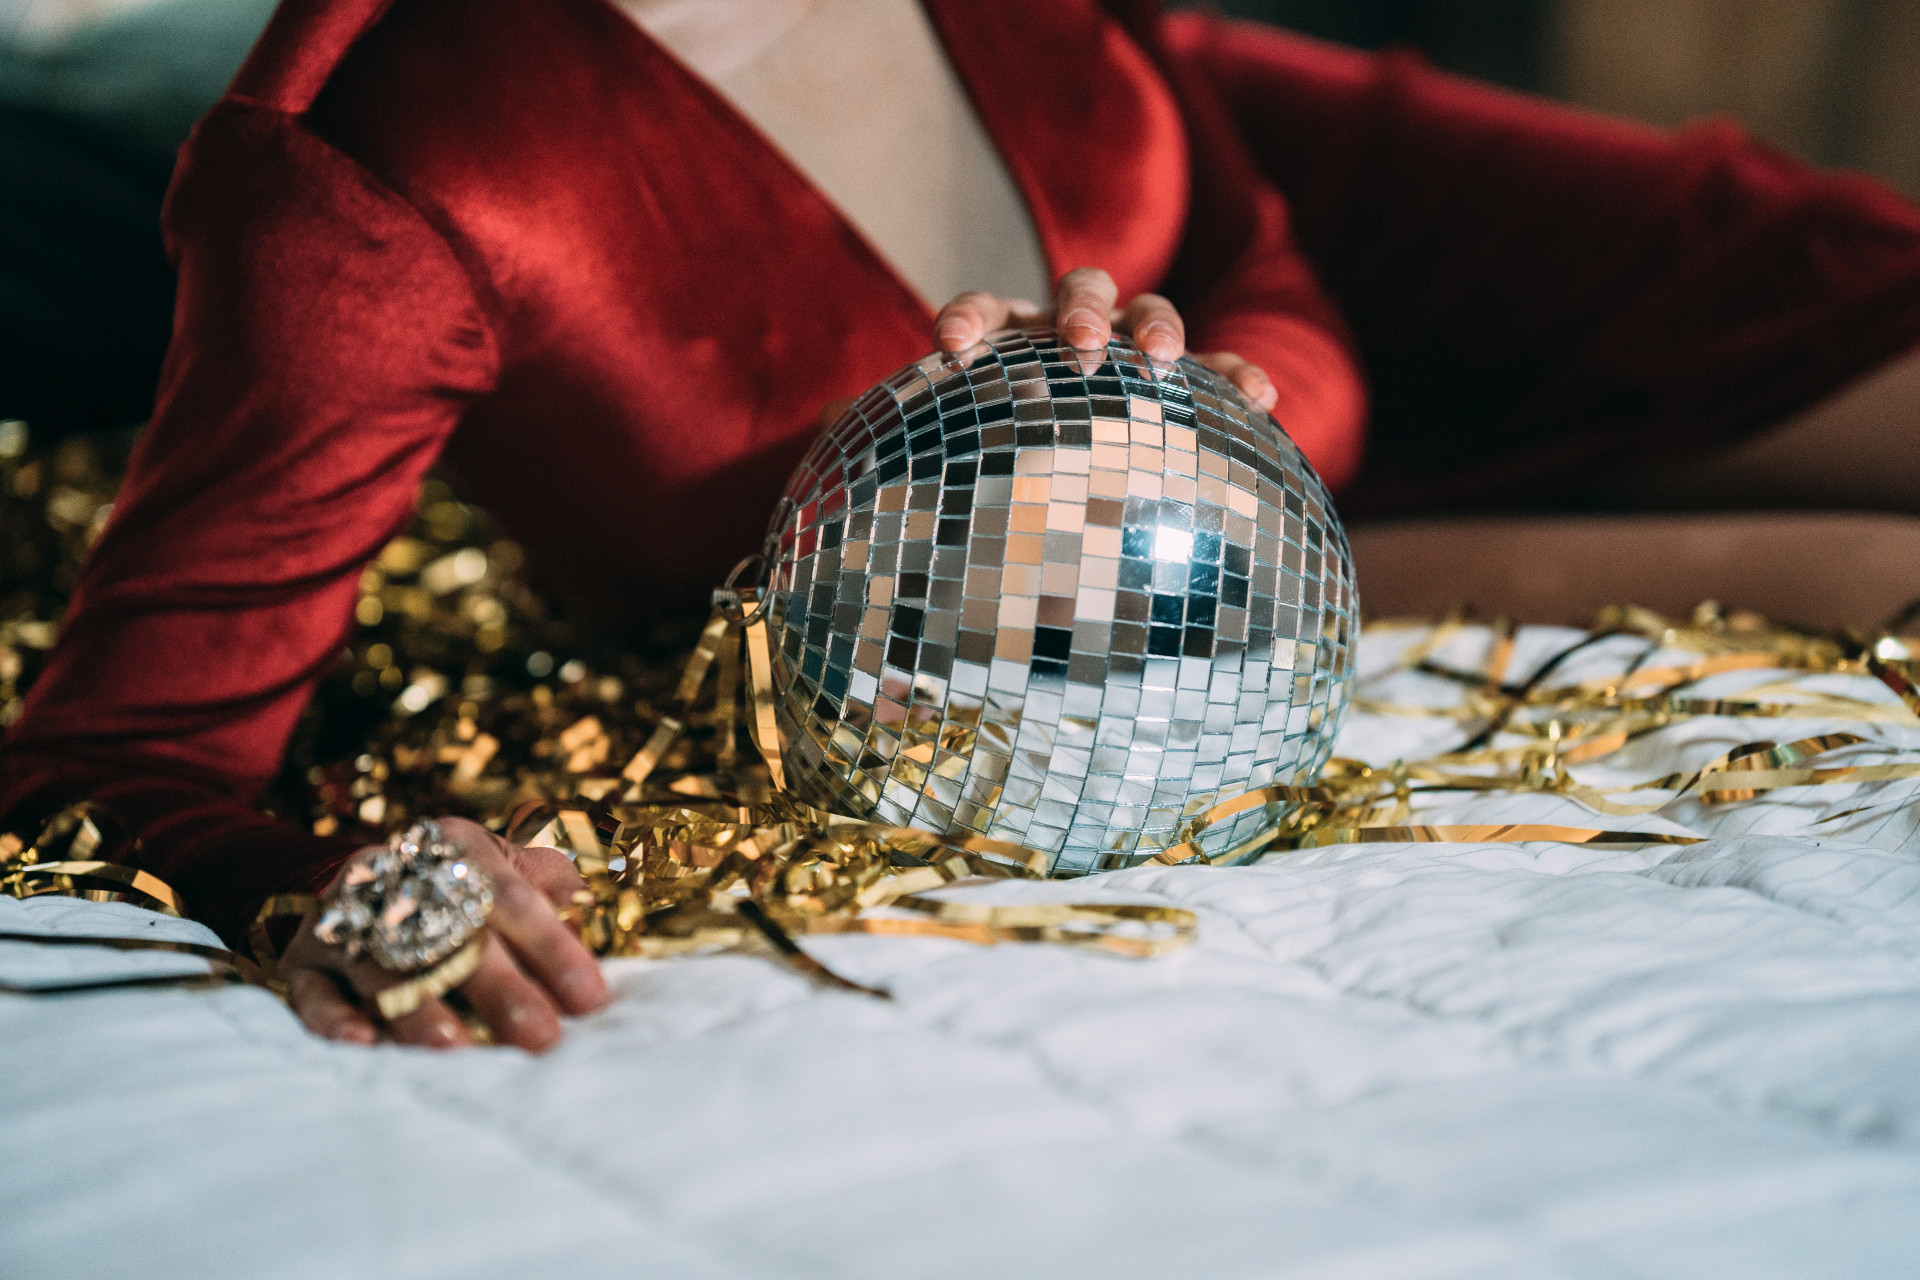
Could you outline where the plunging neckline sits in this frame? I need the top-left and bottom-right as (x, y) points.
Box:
(583, 0), (1059, 319)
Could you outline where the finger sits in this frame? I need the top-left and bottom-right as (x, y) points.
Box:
(508, 842), (590, 912)
(437, 815), (512, 859)
(437, 818), (582, 911)
(1003, 297), (1046, 327)
(1117, 292), (1184, 362)
(429, 818), (606, 1012)
(335, 956), (472, 1048)
(1199, 351), (1279, 411)
(934, 291), (1017, 350)
(817, 395), (855, 428)
(287, 967), (377, 1045)
(460, 934), (563, 1053)
(490, 868), (610, 1015)
(437, 817), (570, 912)
(1053, 267), (1119, 350)
(383, 993), (472, 1049)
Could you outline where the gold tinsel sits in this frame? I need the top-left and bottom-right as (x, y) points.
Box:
(5, 420), (1920, 1003)
(0, 426), (1195, 997)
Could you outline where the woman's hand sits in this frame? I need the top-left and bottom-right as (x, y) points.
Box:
(280, 817), (610, 1051)
(932, 266), (1280, 412)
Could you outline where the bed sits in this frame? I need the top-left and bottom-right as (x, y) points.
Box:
(6, 621), (1920, 1279)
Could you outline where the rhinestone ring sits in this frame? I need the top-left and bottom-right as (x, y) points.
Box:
(315, 819), (495, 977)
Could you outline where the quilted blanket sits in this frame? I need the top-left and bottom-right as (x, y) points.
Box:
(6, 625), (1920, 1279)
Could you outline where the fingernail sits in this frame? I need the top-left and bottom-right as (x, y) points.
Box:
(429, 1019), (461, 1046)
(935, 318), (971, 346)
(1140, 322), (1179, 358)
(559, 967), (608, 1009)
(333, 1022), (375, 1046)
(1061, 309), (1104, 346)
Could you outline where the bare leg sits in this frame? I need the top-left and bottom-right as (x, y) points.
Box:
(1349, 351), (1920, 626)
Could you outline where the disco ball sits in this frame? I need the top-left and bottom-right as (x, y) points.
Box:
(761, 327), (1357, 874)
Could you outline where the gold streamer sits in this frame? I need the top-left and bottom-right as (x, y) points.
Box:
(375, 934), (487, 1021)
(4, 860), (182, 916)
(7, 431), (1920, 1020)
(1868, 651), (1920, 717)
(742, 601), (786, 791)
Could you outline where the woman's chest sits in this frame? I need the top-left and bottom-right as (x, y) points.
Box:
(321, 0), (1189, 459)
(312, 0), (1192, 613)
(614, 0), (1053, 309)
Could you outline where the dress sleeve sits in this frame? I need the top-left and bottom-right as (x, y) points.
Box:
(1114, 6), (1367, 493)
(0, 100), (498, 945)
(1174, 181), (1369, 495)
(1165, 14), (1920, 514)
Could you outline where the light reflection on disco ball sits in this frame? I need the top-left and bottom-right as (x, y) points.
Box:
(763, 328), (1357, 874)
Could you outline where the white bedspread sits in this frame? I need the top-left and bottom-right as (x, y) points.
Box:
(7, 626), (1920, 1279)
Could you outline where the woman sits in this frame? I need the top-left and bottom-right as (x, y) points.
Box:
(5, 0), (1919, 1051)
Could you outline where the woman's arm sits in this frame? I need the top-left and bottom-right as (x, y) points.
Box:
(1167, 13), (1920, 515)
(1, 99), (606, 1047)
(1107, 3), (1370, 492)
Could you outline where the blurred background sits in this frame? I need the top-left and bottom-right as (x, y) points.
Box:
(5, 0), (1920, 432)
(1222, 0), (1920, 192)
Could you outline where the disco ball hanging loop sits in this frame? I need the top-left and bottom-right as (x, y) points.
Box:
(762, 328), (1358, 874)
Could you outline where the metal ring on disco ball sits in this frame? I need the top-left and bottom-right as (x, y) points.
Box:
(762, 327), (1358, 874)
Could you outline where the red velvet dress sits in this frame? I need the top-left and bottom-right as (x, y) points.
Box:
(8, 0), (1920, 944)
